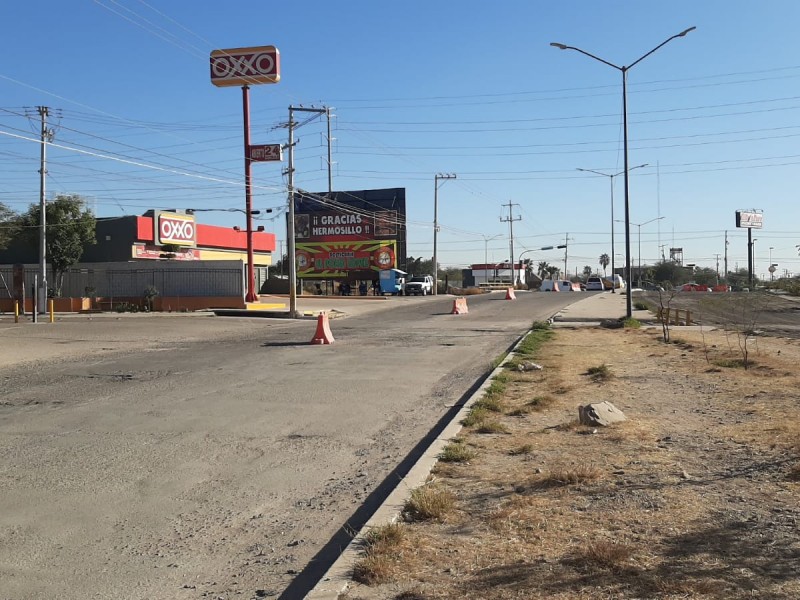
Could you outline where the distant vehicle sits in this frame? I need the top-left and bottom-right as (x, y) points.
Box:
(603, 275), (626, 291)
(681, 282), (712, 292)
(641, 281), (665, 292)
(585, 276), (605, 291)
(379, 268), (407, 295)
(540, 279), (580, 292)
(405, 275), (434, 296)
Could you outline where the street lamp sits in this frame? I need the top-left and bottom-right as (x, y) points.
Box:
(577, 164), (647, 293)
(616, 216), (664, 286)
(433, 173), (456, 296)
(552, 26), (695, 316)
(519, 245), (567, 284)
(481, 234), (503, 284)
(769, 246), (774, 281)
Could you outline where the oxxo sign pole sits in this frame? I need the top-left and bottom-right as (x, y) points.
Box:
(210, 46), (281, 303)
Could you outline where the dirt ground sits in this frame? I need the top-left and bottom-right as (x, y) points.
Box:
(342, 323), (800, 599)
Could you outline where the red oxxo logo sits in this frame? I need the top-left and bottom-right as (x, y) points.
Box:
(157, 213), (195, 246)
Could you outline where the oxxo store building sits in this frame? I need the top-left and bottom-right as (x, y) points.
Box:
(0, 210), (276, 312)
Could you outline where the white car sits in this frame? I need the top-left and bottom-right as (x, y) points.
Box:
(405, 275), (435, 295)
(585, 276), (605, 291)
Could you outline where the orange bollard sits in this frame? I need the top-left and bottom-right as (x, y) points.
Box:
(310, 312), (335, 344)
(505, 287), (516, 300)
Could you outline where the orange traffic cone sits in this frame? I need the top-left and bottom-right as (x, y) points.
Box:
(310, 312), (335, 344)
(505, 287), (516, 300)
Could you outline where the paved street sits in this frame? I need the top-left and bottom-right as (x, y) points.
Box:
(0, 292), (579, 600)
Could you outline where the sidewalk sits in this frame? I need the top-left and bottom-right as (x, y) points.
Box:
(553, 291), (651, 324)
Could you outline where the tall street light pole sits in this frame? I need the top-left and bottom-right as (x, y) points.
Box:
(619, 216), (664, 286)
(552, 26), (695, 317)
(577, 164), (647, 294)
(481, 234), (503, 284)
(769, 246), (774, 281)
(433, 173), (456, 296)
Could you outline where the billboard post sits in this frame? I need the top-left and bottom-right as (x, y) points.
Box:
(210, 46), (281, 303)
(736, 209), (763, 290)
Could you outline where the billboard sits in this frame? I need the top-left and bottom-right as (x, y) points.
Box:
(736, 210), (763, 229)
(293, 189), (406, 278)
(210, 46), (280, 87)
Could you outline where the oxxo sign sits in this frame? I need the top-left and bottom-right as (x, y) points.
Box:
(210, 46), (280, 87)
(156, 212), (196, 246)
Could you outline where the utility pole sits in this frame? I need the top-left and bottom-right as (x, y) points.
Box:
(714, 253), (721, 283)
(724, 230), (729, 281)
(500, 201), (521, 284)
(325, 107), (334, 193)
(37, 106), (52, 314)
(286, 106), (329, 316)
(433, 173), (456, 295)
(562, 232), (570, 277)
(287, 109), (297, 317)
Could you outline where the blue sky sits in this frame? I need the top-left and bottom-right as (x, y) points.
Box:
(1, 1), (798, 278)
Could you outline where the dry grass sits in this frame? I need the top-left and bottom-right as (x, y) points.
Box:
(351, 523), (405, 585)
(572, 539), (635, 570)
(351, 327), (800, 598)
(439, 439), (476, 463)
(535, 464), (603, 487)
(585, 363), (612, 380)
(402, 485), (455, 522)
(526, 395), (556, 410)
(508, 443), (533, 456)
(475, 420), (509, 434)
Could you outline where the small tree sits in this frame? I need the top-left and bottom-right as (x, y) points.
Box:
(599, 253), (610, 276)
(0, 202), (18, 250)
(582, 265), (592, 279)
(16, 195), (96, 296)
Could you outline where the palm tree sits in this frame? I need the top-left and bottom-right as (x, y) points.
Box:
(582, 265), (592, 279)
(537, 261), (550, 279)
(545, 265), (560, 278)
(599, 253), (610, 276)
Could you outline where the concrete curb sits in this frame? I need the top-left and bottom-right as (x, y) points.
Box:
(304, 330), (533, 599)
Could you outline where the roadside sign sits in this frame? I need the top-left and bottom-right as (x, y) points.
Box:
(210, 46), (280, 87)
(248, 144), (283, 162)
(156, 212), (196, 246)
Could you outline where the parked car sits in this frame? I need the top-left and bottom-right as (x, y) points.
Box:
(603, 274), (626, 291)
(405, 275), (435, 295)
(681, 282), (712, 292)
(585, 276), (605, 291)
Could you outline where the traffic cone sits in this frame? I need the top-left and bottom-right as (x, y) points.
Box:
(505, 287), (516, 300)
(310, 312), (335, 344)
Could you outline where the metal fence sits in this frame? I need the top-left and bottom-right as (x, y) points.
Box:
(0, 261), (245, 299)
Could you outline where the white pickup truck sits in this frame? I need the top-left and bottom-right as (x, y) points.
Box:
(405, 275), (435, 296)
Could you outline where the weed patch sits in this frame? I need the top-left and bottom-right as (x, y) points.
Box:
(403, 485), (455, 522)
(476, 421), (509, 434)
(536, 465), (603, 487)
(572, 539), (634, 570)
(439, 440), (476, 463)
(586, 363), (612, 381)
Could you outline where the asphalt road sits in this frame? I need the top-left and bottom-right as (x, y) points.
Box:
(0, 291), (578, 600)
